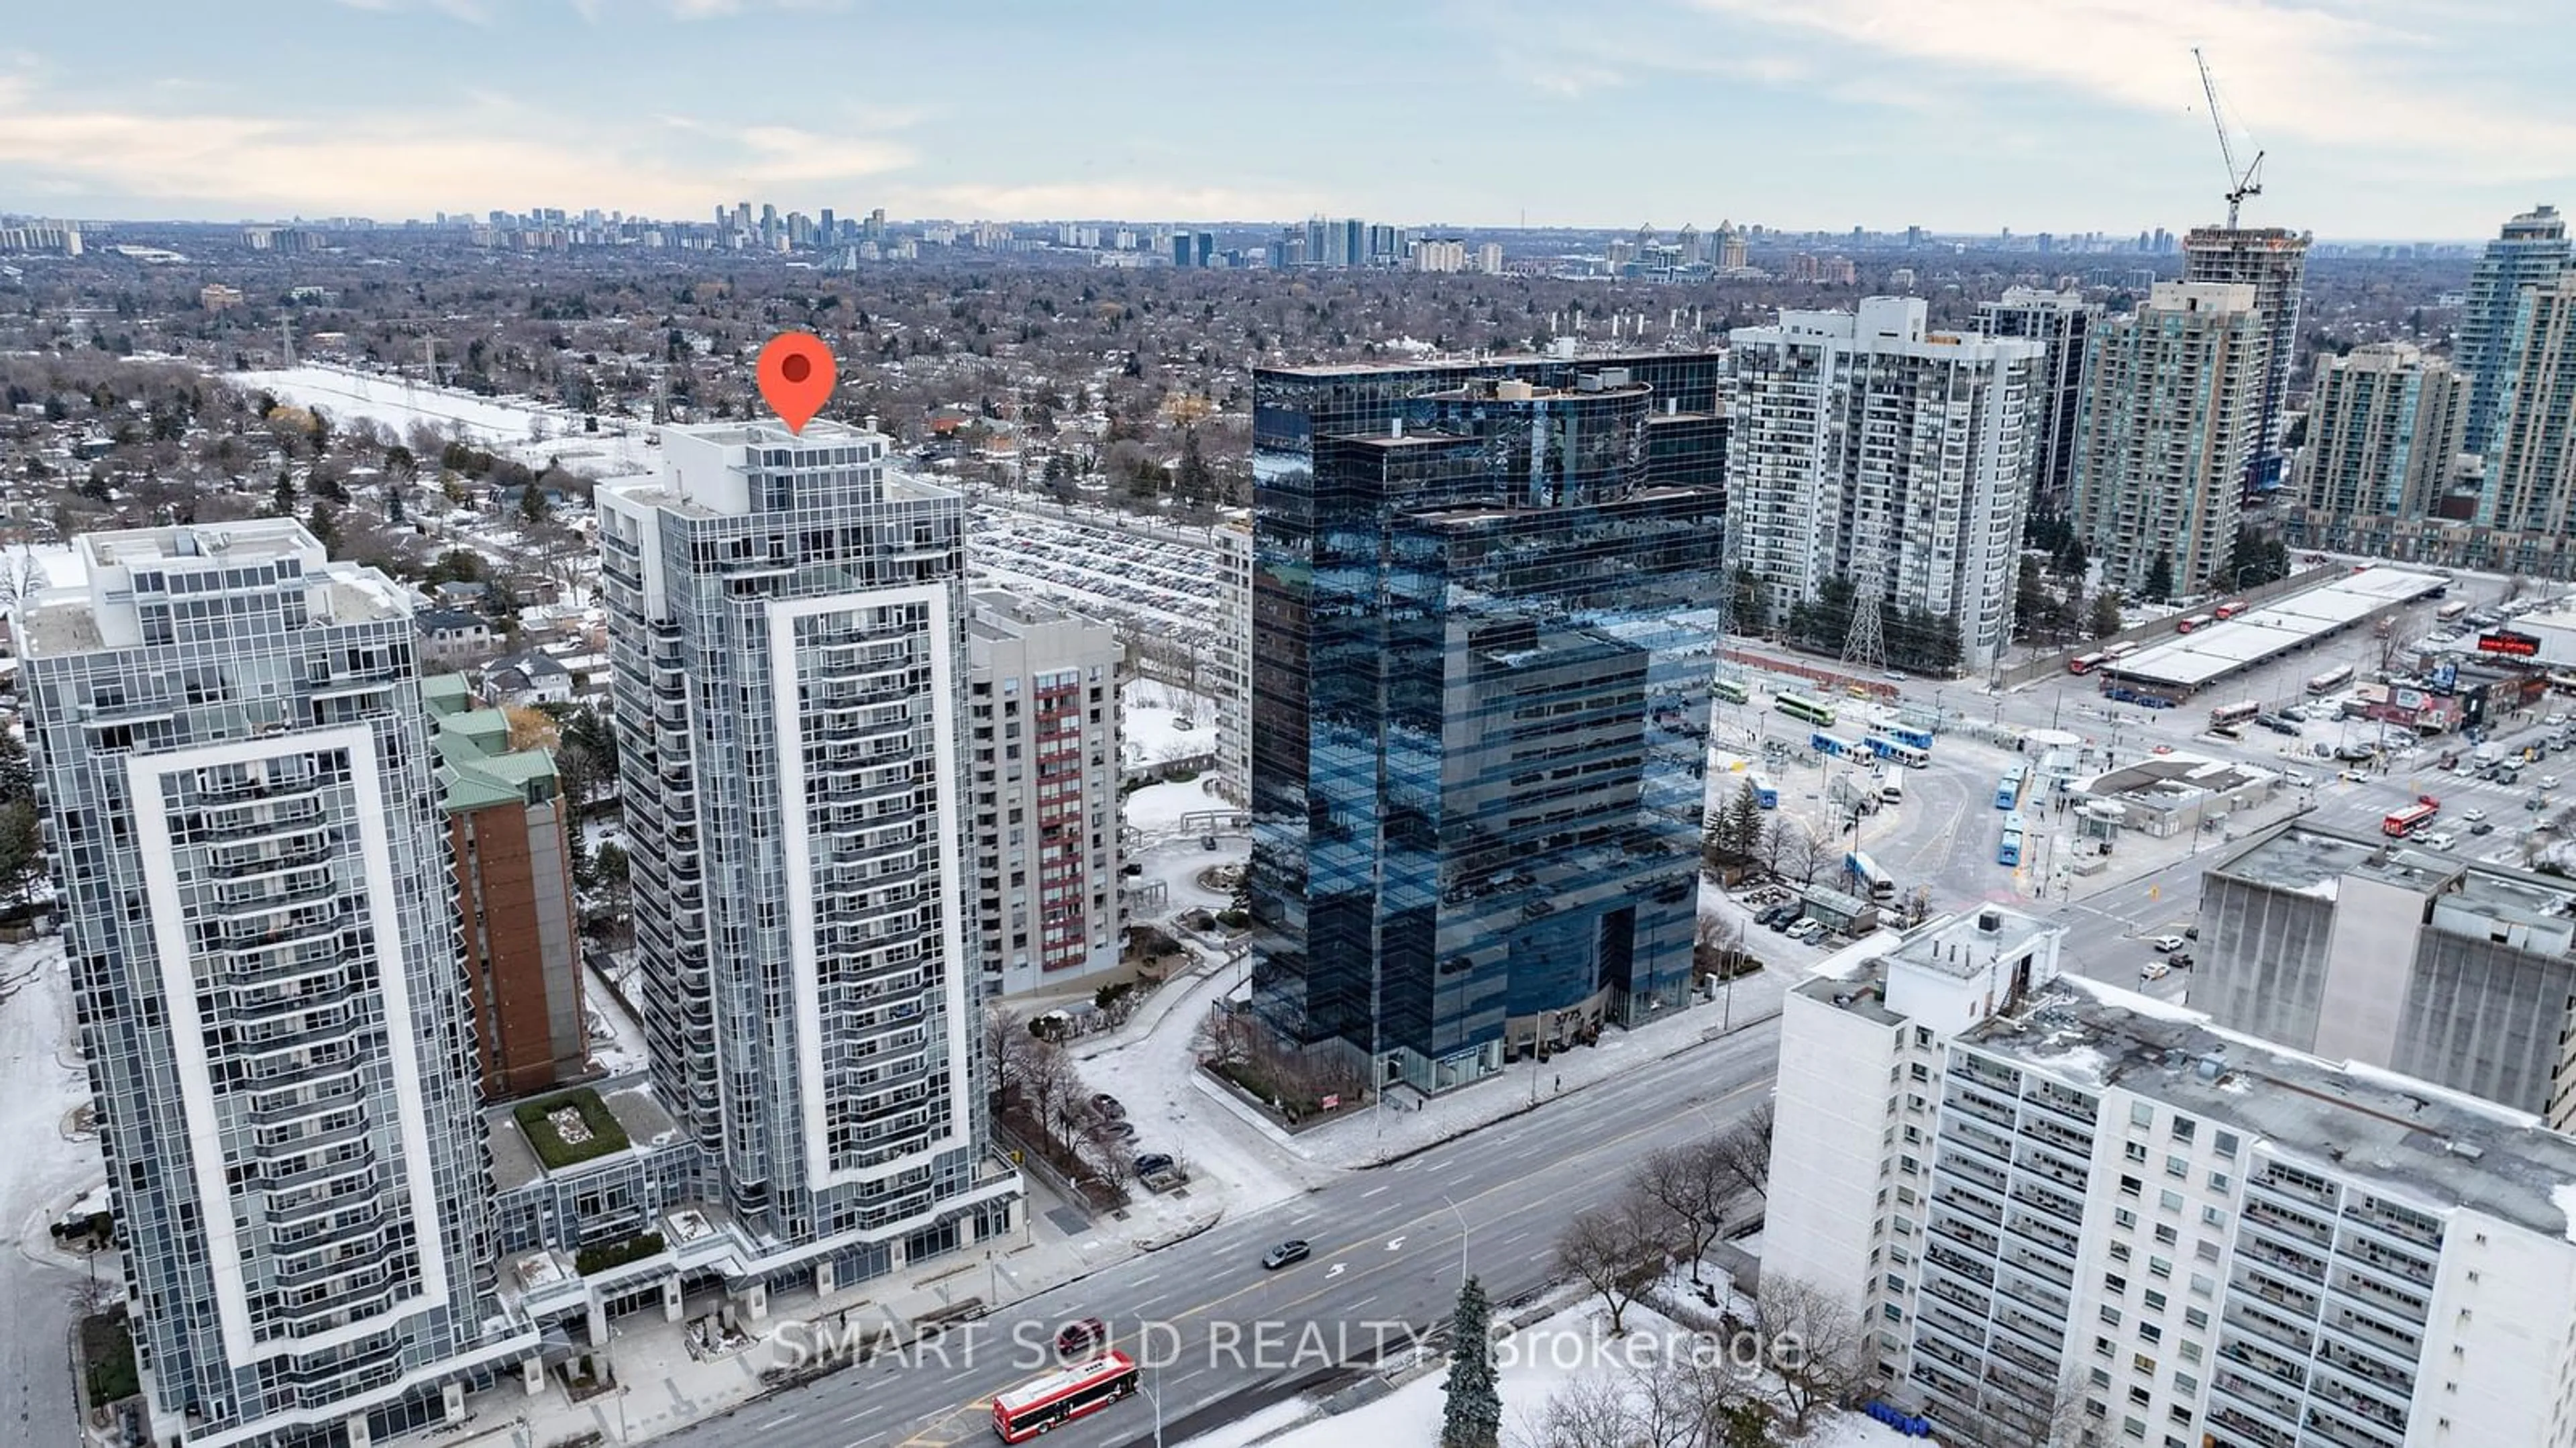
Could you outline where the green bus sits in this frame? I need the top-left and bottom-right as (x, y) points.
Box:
(1776, 692), (1837, 727)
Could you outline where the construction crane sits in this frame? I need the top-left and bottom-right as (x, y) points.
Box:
(2195, 47), (2264, 227)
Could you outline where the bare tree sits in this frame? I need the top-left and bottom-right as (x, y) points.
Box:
(1630, 1141), (1732, 1286)
(1517, 1371), (1636, 1448)
(1774, 821), (1831, 887)
(1750, 1274), (1864, 1434)
(1709, 1101), (1774, 1203)
(1517, 1343), (1767, 1448)
(1556, 1192), (1668, 1336)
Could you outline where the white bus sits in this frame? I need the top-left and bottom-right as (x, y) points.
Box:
(2306, 664), (2355, 696)
(1879, 770), (1904, 805)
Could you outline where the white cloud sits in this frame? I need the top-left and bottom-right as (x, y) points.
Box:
(0, 77), (912, 217)
(1679, 0), (2576, 179)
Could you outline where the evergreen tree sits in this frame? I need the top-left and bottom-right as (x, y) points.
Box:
(2088, 592), (2125, 639)
(2145, 550), (2174, 604)
(1440, 1276), (1501, 1448)
(272, 466), (296, 515)
(1725, 780), (1764, 867)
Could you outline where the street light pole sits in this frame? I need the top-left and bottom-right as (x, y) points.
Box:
(1442, 1193), (1470, 1292)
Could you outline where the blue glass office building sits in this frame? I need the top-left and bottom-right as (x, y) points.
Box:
(1249, 356), (1727, 1093)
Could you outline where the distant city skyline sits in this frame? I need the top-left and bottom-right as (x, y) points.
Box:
(0, 0), (2569, 238)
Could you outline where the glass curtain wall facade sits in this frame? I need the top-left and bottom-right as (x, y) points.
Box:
(21, 522), (530, 1447)
(2460, 205), (2569, 461)
(597, 423), (1016, 1290)
(1250, 358), (1725, 1093)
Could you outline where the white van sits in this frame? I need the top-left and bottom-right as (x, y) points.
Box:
(1880, 772), (1904, 805)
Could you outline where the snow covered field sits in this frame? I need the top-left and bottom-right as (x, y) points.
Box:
(1124, 679), (1222, 776)
(229, 364), (659, 480)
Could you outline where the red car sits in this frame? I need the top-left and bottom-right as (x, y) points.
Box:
(2419, 794), (2441, 808)
(1055, 1317), (1108, 1357)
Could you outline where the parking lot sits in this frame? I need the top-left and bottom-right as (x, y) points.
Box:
(968, 505), (1227, 653)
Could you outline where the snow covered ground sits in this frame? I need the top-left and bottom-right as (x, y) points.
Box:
(230, 364), (659, 480)
(1123, 679), (1222, 775)
(584, 958), (653, 1078)
(0, 939), (104, 1445)
(1237, 958), (1792, 1172)
(1067, 946), (1326, 1237)
(1177, 1298), (1921, 1448)
(1127, 775), (1243, 837)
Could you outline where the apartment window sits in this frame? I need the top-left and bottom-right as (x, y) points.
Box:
(2140, 1323), (2163, 1345)
(2208, 1172), (2230, 1192)
(2105, 1273), (2128, 1296)
(2131, 1102), (2155, 1127)
(2116, 1208), (2139, 1229)
(2108, 1242), (2132, 1263)
(2125, 1142), (2149, 1163)
(2133, 1353), (2157, 1376)
(2159, 1190), (2184, 1212)
(2129, 1386), (2152, 1408)
(2091, 1367), (2112, 1390)
(2180, 1340), (2203, 1365)
(2165, 1155), (2189, 1178)
(2095, 1336), (2116, 1359)
(2155, 1224), (2180, 1247)
(2119, 1175), (2143, 1198)
(2170, 1117), (2195, 1143)
(2174, 1373), (2198, 1396)
(2213, 1130), (2239, 1156)
(2100, 1306), (2123, 1327)
(2202, 1206), (2226, 1228)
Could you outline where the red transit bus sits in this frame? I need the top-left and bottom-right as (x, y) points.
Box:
(2068, 652), (2108, 675)
(993, 1352), (1140, 1442)
(2214, 600), (2247, 619)
(2383, 803), (2440, 839)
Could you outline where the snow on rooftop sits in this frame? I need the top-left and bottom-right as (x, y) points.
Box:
(2553, 1184), (2576, 1245)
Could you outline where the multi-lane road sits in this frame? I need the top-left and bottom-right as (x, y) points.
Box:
(655, 1019), (1782, 1448)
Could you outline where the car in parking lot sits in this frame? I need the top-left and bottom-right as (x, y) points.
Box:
(1090, 1093), (1126, 1120)
(2472, 821), (2496, 835)
(1262, 1240), (1311, 1270)
(1087, 1119), (1138, 1143)
(1766, 909), (1800, 933)
(1788, 919), (1828, 943)
(2148, 935), (2186, 953)
(1132, 1152), (1175, 1176)
(2463, 807), (2488, 822)
(2546, 776), (2562, 790)
(2141, 962), (2171, 982)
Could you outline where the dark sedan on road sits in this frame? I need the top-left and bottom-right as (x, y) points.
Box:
(1261, 1240), (1311, 1270)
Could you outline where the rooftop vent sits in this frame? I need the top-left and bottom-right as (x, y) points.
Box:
(1978, 909), (2002, 934)
(2447, 1140), (2487, 1161)
(2194, 1054), (2225, 1082)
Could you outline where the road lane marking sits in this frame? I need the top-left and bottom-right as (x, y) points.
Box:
(1360, 1185), (1389, 1198)
(881, 1069), (1774, 1441)
(758, 1412), (800, 1428)
(1385, 1237), (1405, 1251)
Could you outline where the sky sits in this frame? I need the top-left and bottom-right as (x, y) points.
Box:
(0, 0), (2568, 240)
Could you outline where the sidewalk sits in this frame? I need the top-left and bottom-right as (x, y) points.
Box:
(439, 1166), (1179, 1448)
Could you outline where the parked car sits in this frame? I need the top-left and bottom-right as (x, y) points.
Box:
(2149, 935), (2186, 953)
(1055, 1318), (1108, 1357)
(1789, 919), (1828, 943)
(1090, 1093), (1126, 1120)
(1087, 1119), (1138, 1143)
(2169, 952), (2194, 970)
(2463, 807), (2488, 822)
(1766, 911), (1800, 933)
(1132, 1153), (1175, 1176)
(1262, 1240), (1312, 1270)
(2546, 776), (2563, 790)
(2141, 962), (2171, 982)
(2183, 925), (2199, 940)
(2472, 821), (2496, 835)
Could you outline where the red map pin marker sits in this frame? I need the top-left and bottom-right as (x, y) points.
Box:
(757, 332), (836, 434)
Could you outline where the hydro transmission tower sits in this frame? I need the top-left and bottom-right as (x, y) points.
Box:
(1840, 540), (1889, 675)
